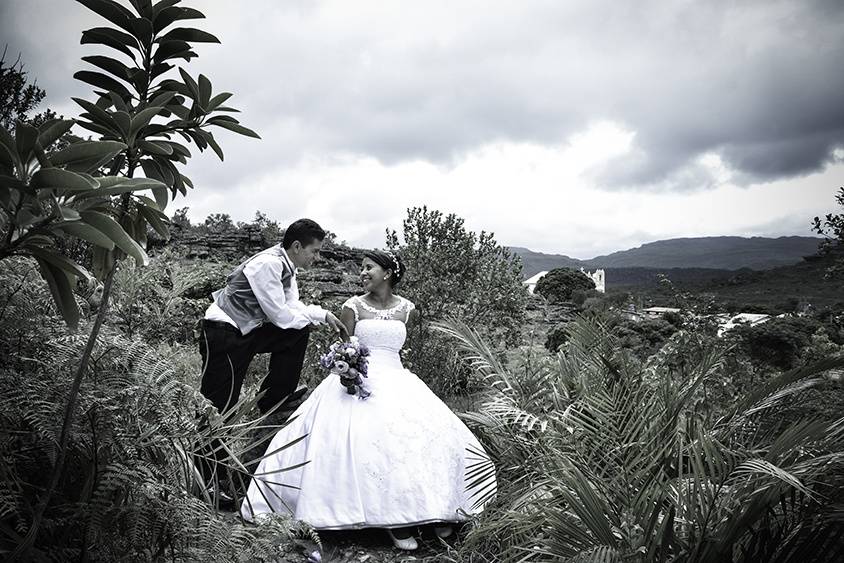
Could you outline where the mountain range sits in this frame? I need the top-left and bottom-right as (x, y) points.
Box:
(511, 236), (823, 278)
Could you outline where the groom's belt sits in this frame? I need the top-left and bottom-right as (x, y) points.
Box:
(202, 319), (243, 336)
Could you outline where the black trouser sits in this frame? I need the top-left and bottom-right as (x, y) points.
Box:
(197, 319), (310, 491)
(199, 319), (311, 415)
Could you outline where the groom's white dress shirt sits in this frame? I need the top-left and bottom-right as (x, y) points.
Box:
(205, 246), (327, 332)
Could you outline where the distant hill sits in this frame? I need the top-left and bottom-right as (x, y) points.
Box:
(637, 249), (844, 311)
(508, 247), (586, 276)
(587, 236), (821, 270)
(511, 236), (822, 277)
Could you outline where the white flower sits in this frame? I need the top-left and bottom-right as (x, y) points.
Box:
(345, 347), (357, 356)
(349, 336), (359, 343)
(334, 360), (349, 374)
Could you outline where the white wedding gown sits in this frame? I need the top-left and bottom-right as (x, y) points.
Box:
(241, 296), (496, 529)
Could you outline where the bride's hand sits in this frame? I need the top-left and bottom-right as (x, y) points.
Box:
(326, 312), (350, 341)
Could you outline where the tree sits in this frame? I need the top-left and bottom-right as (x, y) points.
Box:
(204, 211), (233, 231)
(813, 187), (844, 278)
(3, 1), (258, 558)
(813, 187), (844, 248)
(535, 267), (595, 302)
(386, 206), (527, 392)
(0, 47), (46, 131)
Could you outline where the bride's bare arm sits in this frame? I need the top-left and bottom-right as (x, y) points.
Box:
(339, 305), (356, 339)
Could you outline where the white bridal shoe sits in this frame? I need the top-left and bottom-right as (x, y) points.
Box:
(434, 525), (454, 539)
(387, 529), (418, 551)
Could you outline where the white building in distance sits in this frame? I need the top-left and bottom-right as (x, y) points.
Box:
(523, 271), (548, 295)
(523, 268), (606, 294)
(580, 268), (606, 293)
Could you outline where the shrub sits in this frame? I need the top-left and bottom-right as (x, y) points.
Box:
(386, 206), (527, 394)
(437, 316), (844, 562)
(535, 267), (595, 303)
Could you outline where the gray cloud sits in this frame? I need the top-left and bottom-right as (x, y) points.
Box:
(2, 0), (843, 197)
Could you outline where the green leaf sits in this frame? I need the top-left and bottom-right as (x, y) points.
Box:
(74, 71), (134, 101)
(197, 74), (212, 108)
(76, 176), (168, 198)
(59, 206), (82, 220)
(81, 55), (132, 81)
(25, 245), (92, 281)
(207, 115), (239, 124)
(15, 121), (40, 163)
(128, 16), (153, 45)
(148, 90), (177, 108)
(92, 245), (115, 280)
(209, 119), (261, 139)
(159, 158), (182, 193)
(153, 40), (196, 63)
(31, 168), (98, 191)
(37, 119), (76, 151)
(128, 0), (153, 19)
(152, 0), (179, 16)
(80, 210), (149, 265)
(205, 130), (224, 161)
(80, 27), (139, 60)
(149, 61), (175, 79)
(111, 111), (132, 138)
(137, 139), (173, 155)
(0, 125), (17, 168)
(129, 106), (165, 140)
(140, 157), (173, 188)
(151, 186), (168, 210)
(207, 92), (232, 110)
(73, 97), (121, 131)
(138, 203), (170, 238)
(106, 90), (128, 113)
(178, 67), (200, 100)
(0, 174), (28, 193)
(153, 6), (204, 33)
(164, 102), (190, 120)
(77, 0), (136, 33)
(49, 140), (127, 169)
(158, 27), (220, 44)
(162, 140), (191, 158)
(35, 258), (80, 329)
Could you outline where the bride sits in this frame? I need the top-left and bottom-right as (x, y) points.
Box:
(241, 250), (496, 550)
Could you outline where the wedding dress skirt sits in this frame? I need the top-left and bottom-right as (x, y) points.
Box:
(241, 317), (496, 529)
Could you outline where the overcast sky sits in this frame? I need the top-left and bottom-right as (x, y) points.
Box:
(2, 0), (843, 257)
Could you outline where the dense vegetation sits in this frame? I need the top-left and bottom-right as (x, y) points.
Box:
(1, 1), (843, 561)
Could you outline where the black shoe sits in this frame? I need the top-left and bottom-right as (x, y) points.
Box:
(207, 486), (237, 512)
(285, 385), (308, 405)
(265, 386), (309, 423)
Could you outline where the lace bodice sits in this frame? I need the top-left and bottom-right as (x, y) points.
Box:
(343, 296), (415, 357)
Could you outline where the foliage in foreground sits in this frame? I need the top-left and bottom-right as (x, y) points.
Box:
(437, 317), (844, 562)
(0, 259), (314, 560)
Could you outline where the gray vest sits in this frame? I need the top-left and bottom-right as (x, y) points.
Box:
(212, 245), (295, 335)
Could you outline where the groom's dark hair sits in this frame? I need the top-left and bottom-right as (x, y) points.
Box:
(283, 219), (326, 249)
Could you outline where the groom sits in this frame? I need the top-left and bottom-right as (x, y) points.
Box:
(199, 218), (348, 417)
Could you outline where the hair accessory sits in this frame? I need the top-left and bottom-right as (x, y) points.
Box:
(383, 250), (401, 275)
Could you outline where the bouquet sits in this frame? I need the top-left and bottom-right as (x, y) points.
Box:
(319, 336), (371, 399)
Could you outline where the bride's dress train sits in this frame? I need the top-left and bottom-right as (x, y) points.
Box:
(241, 296), (496, 529)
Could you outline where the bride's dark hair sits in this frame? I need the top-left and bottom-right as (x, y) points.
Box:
(364, 250), (405, 287)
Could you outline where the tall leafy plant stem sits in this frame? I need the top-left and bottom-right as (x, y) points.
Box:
(11, 172), (136, 561)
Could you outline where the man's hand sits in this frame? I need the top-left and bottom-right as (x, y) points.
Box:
(325, 312), (350, 341)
